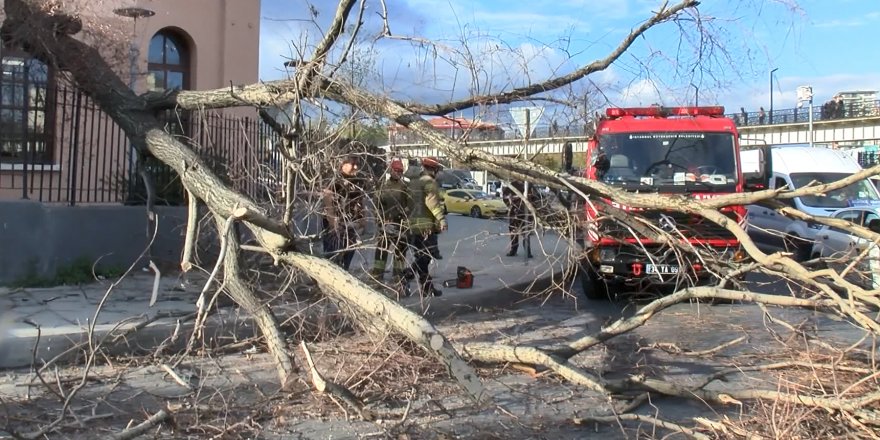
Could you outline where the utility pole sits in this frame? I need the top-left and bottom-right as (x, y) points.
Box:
(523, 109), (531, 265)
(797, 85), (814, 147)
(769, 67), (779, 124)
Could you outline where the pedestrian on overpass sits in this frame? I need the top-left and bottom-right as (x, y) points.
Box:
(405, 157), (447, 297)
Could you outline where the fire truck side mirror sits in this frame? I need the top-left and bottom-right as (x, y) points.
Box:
(586, 139), (598, 165)
(742, 145), (773, 192)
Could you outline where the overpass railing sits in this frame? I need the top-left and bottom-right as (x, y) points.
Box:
(387, 100), (880, 148)
(727, 99), (880, 127)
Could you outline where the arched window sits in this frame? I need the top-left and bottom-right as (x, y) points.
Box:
(147, 30), (190, 91)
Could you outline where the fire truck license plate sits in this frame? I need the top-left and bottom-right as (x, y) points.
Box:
(646, 264), (679, 274)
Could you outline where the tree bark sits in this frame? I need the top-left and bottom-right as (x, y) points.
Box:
(274, 251), (488, 404)
(214, 214), (295, 384)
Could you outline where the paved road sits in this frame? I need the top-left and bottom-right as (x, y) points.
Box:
(0, 215), (569, 369)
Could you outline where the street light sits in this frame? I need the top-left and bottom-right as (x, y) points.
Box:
(769, 67), (779, 124)
(691, 83), (699, 106)
(113, 6), (154, 203)
(113, 7), (155, 90)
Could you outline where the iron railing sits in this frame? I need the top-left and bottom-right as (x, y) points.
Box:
(0, 84), (283, 205)
(386, 100), (880, 147)
(725, 100), (880, 127)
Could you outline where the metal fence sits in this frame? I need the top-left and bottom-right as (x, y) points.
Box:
(0, 84), (283, 205)
(386, 101), (880, 147)
(725, 100), (880, 127)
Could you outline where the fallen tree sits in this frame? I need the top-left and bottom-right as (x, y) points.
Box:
(3, 0), (879, 438)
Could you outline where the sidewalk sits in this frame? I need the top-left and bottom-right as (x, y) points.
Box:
(0, 216), (571, 369)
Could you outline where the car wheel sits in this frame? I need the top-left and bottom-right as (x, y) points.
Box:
(810, 252), (828, 269)
(577, 258), (612, 300)
(786, 234), (812, 262)
(470, 206), (482, 218)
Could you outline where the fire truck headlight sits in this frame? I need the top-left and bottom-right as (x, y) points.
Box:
(718, 248), (749, 262)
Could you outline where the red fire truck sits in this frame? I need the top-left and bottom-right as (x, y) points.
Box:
(577, 105), (766, 299)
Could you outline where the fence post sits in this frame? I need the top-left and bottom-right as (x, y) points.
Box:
(68, 90), (82, 206)
(20, 131), (29, 201)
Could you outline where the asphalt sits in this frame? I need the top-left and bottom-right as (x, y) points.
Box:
(0, 215), (571, 369)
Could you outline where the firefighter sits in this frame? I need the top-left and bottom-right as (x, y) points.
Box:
(503, 180), (535, 258)
(321, 155), (368, 270)
(370, 159), (413, 294)
(406, 157), (447, 297)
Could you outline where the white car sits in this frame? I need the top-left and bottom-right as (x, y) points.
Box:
(810, 206), (880, 288)
(745, 146), (880, 262)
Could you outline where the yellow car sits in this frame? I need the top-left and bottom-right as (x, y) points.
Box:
(442, 189), (509, 218)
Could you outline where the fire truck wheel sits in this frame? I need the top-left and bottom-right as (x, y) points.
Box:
(785, 234), (812, 262)
(577, 259), (611, 300)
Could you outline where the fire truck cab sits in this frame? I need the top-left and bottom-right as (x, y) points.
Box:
(578, 105), (752, 299)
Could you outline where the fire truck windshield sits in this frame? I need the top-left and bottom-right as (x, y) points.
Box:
(594, 132), (738, 192)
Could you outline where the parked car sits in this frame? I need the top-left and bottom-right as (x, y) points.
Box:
(442, 189), (508, 218)
(810, 206), (880, 288)
(437, 169), (479, 190)
(744, 146), (880, 261)
(486, 180), (503, 196)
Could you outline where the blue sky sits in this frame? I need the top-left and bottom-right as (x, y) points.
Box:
(257, 0), (880, 121)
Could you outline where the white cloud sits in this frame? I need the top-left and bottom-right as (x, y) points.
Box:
(616, 78), (664, 107)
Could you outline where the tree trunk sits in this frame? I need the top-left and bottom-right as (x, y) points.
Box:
(214, 214), (295, 384)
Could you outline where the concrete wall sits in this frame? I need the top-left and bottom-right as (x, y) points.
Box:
(0, 202), (188, 284)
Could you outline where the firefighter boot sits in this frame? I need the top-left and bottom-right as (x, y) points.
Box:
(421, 277), (442, 297)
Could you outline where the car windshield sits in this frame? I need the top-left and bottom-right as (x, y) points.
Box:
(595, 132), (738, 192)
(790, 172), (880, 208)
(469, 191), (491, 200)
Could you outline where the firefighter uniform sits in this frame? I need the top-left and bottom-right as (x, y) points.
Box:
(503, 180), (535, 258)
(370, 160), (413, 288)
(407, 158), (447, 297)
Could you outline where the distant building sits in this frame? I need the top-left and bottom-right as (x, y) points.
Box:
(836, 90), (879, 118)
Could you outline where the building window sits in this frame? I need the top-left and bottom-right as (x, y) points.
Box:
(147, 30), (190, 91)
(0, 49), (53, 163)
(147, 30), (191, 139)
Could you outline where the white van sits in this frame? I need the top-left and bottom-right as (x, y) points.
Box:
(745, 146), (880, 261)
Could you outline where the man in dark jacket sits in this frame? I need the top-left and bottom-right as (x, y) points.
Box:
(370, 159), (413, 293)
(406, 157), (447, 297)
(503, 180), (534, 258)
(322, 155), (369, 270)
